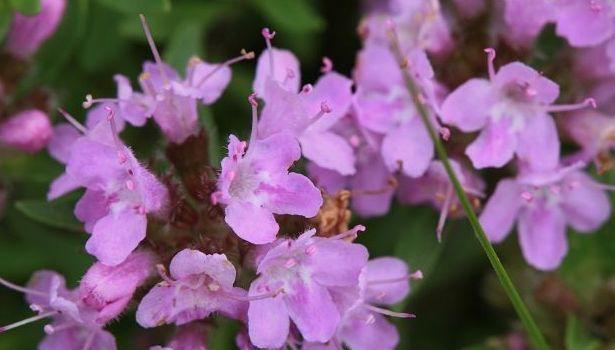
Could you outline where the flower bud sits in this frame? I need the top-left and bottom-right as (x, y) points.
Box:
(79, 250), (156, 323)
(0, 109), (53, 153)
(5, 0), (66, 58)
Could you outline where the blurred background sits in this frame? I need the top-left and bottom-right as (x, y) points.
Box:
(0, 0), (613, 349)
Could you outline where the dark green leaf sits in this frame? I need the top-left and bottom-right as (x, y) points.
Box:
(9, 0), (40, 15)
(164, 20), (203, 70)
(565, 315), (600, 350)
(249, 0), (324, 34)
(96, 0), (170, 15)
(15, 198), (83, 233)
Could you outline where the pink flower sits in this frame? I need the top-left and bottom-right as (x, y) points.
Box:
(5, 0), (66, 58)
(0, 271), (117, 350)
(480, 162), (612, 270)
(79, 250), (156, 323)
(214, 98), (322, 243)
(0, 109), (53, 153)
(441, 49), (595, 170)
(247, 228), (368, 348)
(63, 111), (167, 266)
(150, 323), (208, 350)
(136, 249), (247, 327)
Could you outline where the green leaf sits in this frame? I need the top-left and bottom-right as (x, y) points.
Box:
(15, 198), (83, 233)
(249, 0), (324, 34)
(9, 0), (41, 15)
(163, 20), (203, 70)
(0, 1), (12, 41)
(96, 0), (170, 15)
(565, 315), (600, 350)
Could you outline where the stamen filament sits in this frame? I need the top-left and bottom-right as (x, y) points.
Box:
(262, 28), (276, 78)
(329, 225), (366, 240)
(368, 271), (423, 285)
(57, 108), (87, 134)
(195, 50), (255, 88)
(545, 98), (596, 113)
(139, 14), (168, 85)
(226, 287), (284, 302)
(0, 311), (57, 333)
(0, 277), (48, 297)
(484, 48), (496, 81)
(364, 304), (415, 319)
(249, 93), (259, 142)
(436, 184), (454, 242)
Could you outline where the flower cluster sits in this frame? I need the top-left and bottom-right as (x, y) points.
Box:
(1, 0), (614, 349)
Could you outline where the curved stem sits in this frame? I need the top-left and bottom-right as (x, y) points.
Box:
(387, 29), (550, 350)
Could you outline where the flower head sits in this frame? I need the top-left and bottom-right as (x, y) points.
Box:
(65, 110), (168, 265)
(247, 228), (368, 348)
(0, 109), (53, 153)
(5, 0), (66, 58)
(137, 249), (247, 327)
(480, 162), (612, 270)
(441, 49), (595, 169)
(215, 105), (322, 243)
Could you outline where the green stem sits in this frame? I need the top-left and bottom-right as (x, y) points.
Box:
(387, 30), (550, 350)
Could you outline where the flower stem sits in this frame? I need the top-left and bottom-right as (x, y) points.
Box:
(387, 30), (550, 350)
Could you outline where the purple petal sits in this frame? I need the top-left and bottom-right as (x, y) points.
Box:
(185, 60), (232, 104)
(48, 123), (80, 163)
(300, 131), (356, 175)
(556, 0), (613, 47)
(152, 94), (198, 144)
(286, 282), (340, 343)
(364, 257), (410, 304)
(560, 172), (611, 232)
(225, 201), (279, 244)
(66, 138), (124, 189)
(381, 118), (433, 177)
(503, 0), (554, 48)
(515, 113), (560, 171)
(170, 250), (236, 287)
(518, 205), (567, 270)
(493, 62), (560, 104)
(350, 154), (394, 217)
(307, 162), (347, 193)
(257, 81), (309, 138)
(466, 117), (517, 169)
(141, 61), (180, 91)
(74, 189), (109, 233)
(263, 173), (323, 217)
(310, 239), (368, 287)
(248, 283), (290, 348)
(25, 270), (67, 306)
(479, 179), (522, 242)
(248, 133), (301, 173)
(253, 48), (301, 97)
(354, 44), (402, 90)
(339, 310), (399, 350)
(304, 72), (353, 124)
(86, 209), (147, 266)
(440, 78), (492, 132)
(47, 172), (80, 201)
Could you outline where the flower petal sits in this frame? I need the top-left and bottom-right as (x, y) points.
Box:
(364, 257), (410, 304)
(381, 119), (433, 177)
(555, 0), (613, 47)
(225, 201), (279, 244)
(300, 131), (356, 175)
(518, 205), (567, 271)
(86, 209), (147, 266)
(286, 282), (340, 343)
(262, 173), (323, 218)
(560, 172), (611, 232)
(339, 310), (399, 350)
(479, 179), (522, 242)
(310, 239), (368, 287)
(248, 283), (290, 349)
(515, 113), (560, 172)
(440, 78), (492, 132)
(466, 118), (517, 169)
(253, 48), (301, 97)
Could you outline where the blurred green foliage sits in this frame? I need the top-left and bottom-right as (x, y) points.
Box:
(0, 0), (613, 349)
